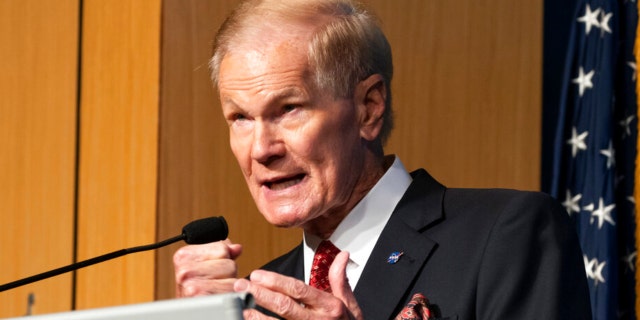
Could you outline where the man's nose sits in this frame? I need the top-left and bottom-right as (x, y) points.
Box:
(250, 121), (285, 164)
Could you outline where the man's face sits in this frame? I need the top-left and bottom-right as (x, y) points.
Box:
(217, 29), (371, 232)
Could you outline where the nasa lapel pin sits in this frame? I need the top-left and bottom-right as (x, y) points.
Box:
(387, 251), (404, 264)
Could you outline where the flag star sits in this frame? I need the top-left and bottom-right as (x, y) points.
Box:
(599, 11), (613, 34)
(627, 196), (637, 217)
(585, 198), (616, 229)
(593, 260), (606, 285)
(562, 190), (582, 216)
(599, 141), (615, 169)
(567, 127), (589, 157)
(619, 114), (636, 138)
(583, 255), (606, 285)
(583, 203), (594, 212)
(577, 4), (601, 34)
(583, 255), (595, 279)
(627, 61), (637, 81)
(572, 67), (595, 97)
(623, 251), (637, 272)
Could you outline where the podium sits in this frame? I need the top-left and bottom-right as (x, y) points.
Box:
(6, 293), (253, 320)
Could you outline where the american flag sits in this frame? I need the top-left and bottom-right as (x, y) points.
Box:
(548, 0), (637, 319)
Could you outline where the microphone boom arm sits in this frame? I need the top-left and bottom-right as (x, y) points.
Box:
(0, 234), (185, 292)
(0, 216), (227, 292)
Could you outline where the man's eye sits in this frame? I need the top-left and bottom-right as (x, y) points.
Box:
(283, 104), (299, 113)
(233, 113), (247, 121)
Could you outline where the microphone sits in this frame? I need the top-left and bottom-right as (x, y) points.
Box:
(0, 216), (228, 292)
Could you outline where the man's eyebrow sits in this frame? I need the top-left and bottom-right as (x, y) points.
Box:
(220, 87), (309, 112)
(220, 96), (238, 108)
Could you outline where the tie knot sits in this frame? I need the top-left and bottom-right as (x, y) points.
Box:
(316, 240), (340, 259)
(310, 240), (340, 292)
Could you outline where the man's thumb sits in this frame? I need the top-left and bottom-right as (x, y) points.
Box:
(329, 251), (363, 319)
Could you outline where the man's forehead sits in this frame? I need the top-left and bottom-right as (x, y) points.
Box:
(219, 54), (304, 80)
(219, 42), (309, 80)
(232, 19), (316, 52)
(219, 85), (309, 108)
(216, 37), (317, 100)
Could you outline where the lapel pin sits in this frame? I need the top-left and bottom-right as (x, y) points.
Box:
(387, 251), (404, 264)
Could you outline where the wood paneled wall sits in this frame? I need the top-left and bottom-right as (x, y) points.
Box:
(0, 0), (542, 316)
(0, 0), (79, 316)
(0, 0), (161, 316)
(75, 0), (161, 309)
(380, 1), (542, 190)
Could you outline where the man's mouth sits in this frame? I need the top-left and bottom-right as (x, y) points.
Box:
(265, 174), (306, 191)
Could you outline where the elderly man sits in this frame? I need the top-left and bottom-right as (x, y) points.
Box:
(173, 0), (592, 319)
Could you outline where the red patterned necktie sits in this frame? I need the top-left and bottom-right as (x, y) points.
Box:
(309, 240), (340, 292)
(395, 293), (432, 320)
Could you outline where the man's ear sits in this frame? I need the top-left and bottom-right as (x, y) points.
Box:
(354, 74), (387, 141)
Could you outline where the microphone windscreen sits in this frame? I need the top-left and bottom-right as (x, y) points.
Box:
(182, 216), (228, 244)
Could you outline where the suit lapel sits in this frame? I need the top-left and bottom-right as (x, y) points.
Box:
(354, 169), (446, 320)
(259, 243), (305, 281)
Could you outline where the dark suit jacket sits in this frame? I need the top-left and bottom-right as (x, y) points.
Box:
(260, 169), (592, 319)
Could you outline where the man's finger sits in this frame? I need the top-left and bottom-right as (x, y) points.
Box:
(174, 241), (241, 263)
(246, 270), (321, 302)
(329, 251), (363, 320)
(177, 278), (237, 297)
(234, 278), (310, 319)
(220, 239), (243, 259)
(242, 308), (277, 320)
(242, 270), (349, 318)
(177, 256), (238, 277)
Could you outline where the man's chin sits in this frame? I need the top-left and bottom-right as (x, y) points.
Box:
(261, 211), (309, 229)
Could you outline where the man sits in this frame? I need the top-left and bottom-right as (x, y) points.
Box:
(173, 0), (592, 319)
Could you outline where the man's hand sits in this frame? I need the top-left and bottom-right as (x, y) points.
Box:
(236, 251), (363, 320)
(173, 240), (243, 297)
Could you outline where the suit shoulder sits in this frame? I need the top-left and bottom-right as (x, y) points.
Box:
(443, 188), (568, 224)
(446, 187), (562, 210)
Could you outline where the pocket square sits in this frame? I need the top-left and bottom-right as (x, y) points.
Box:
(395, 293), (432, 320)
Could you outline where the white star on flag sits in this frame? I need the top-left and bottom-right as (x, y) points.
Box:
(593, 260), (606, 285)
(619, 114), (636, 138)
(584, 255), (607, 286)
(584, 198), (616, 229)
(562, 190), (582, 216)
(572, 67), (595, 97)
(623, 251), (637, 272)
(577, 4), (601, 34)
(599, 11), (613, 34)
(599, 141), (615, 169)
(567, 127), (589, 157)
(627, 61), (637, 81)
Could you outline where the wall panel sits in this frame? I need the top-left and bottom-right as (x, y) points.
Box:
(76, 0), (161, 309)
(378, 0), (542, 190)
(0, 0), (79, 317)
